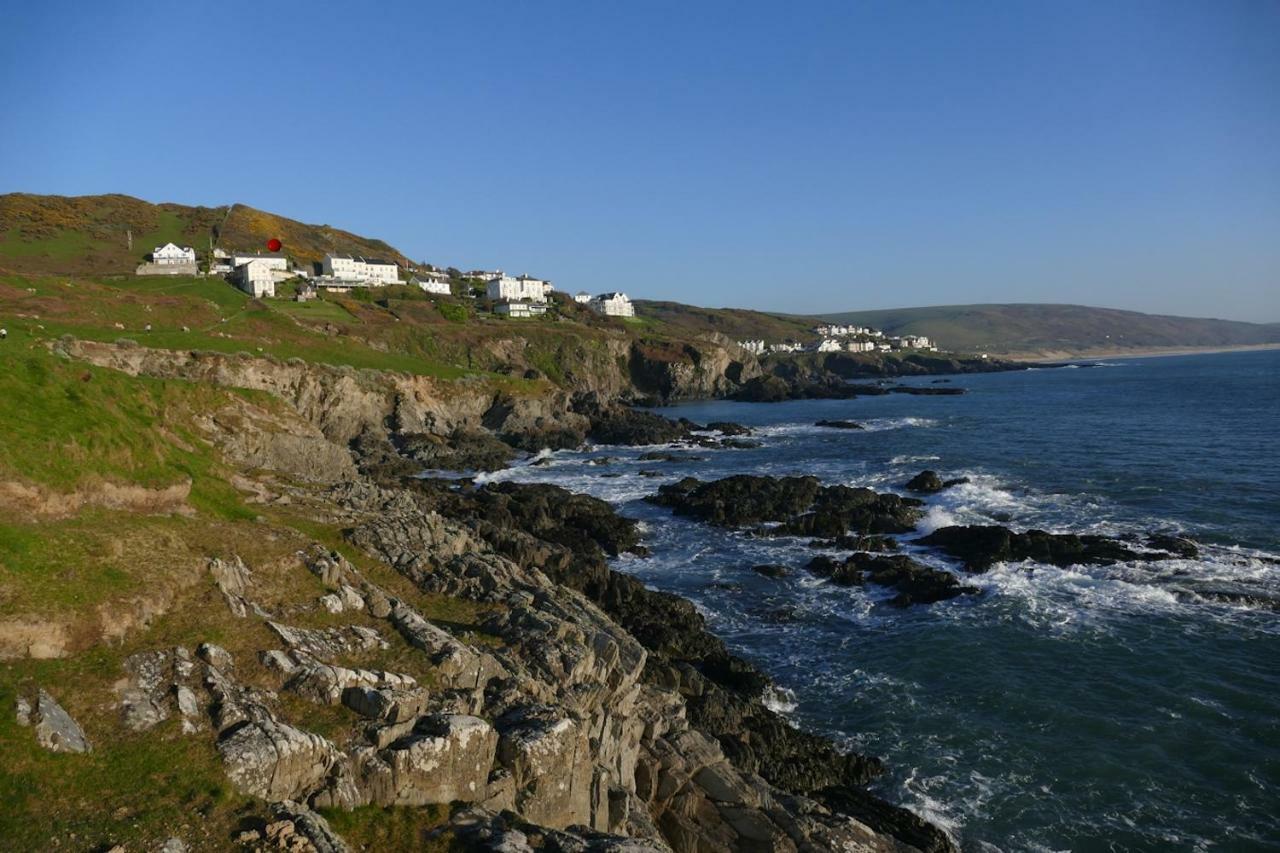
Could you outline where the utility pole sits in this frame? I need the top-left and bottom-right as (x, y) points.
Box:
(126, 229), (132, 252)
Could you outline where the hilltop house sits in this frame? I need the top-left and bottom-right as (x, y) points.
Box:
(588, 292), (635, 318)
(737, 339), (766, 355)
(233, 259), (277, 298)
(574, 291), (592, 304)
(486, 275), (547, 303)
(411, 271), (452, 295)
(846, 340), (876, 353)
(322, 254), (399, 285)
(152, 243), (196, 265)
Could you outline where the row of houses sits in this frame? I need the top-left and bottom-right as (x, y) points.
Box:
(138, 243), (638, 317)
(737, 332), (937, 355)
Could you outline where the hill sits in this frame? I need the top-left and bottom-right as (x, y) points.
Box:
(818, 303), (1280, 357)
(634, 300), (818, 343)
(0, 193), (412, 274)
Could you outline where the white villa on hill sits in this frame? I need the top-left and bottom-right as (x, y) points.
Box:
(411, 271), (452, 295)
(494, 301), (548, 318)
(574, 291), (592, 304)
(322, 254), (399, 285)
(152, 243), (196, 265)
(588, 292), (635, 318)
(233, 259), (277, 298)
(487, 275), (548, 303)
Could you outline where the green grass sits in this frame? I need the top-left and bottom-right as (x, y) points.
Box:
(0, 671), (251, 850)
(320, 803), (457, 852)
(0, 227), (100, 259)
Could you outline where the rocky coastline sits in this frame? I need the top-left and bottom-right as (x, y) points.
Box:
(13, 340), (1140, 851)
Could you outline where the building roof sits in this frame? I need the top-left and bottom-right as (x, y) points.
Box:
(232, 251), (285, 259)
(596, 292), (629, 300)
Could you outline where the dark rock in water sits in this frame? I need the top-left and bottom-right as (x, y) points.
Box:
(599, 472), (623, 478)
(677, 417), (708, 431)
(931, 378), (952, 383)
(638, 470), (664, 478)
(815, 419), (864, 430)
(904, 470), (945, 493)
(650, 475), (921, 536)
(809, 534), (900, 552)
(731, 375), (795, 402)
(707, 421), (752, 436)
(904, 470), (972, 493)
(649, 475), (822, 526)
(638, 450), (704, 463)
(587, 456), (616, 466)
(806, 553), (980, 607)
(719, 438), (763, 449)
(1147, 534), (1199, 559)
(577, 397), (690, 446)
(750, 564), (791, 579)
(918, 525), (1184, 572)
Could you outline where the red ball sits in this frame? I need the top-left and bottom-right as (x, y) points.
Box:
(266, 238), (282, 252)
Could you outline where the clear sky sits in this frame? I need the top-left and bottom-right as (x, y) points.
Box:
(2, 1), (1277, 321)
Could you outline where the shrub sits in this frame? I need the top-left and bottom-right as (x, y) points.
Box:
(439, 303), (468, 324)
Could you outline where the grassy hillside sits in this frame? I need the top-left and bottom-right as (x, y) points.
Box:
(819, 303), (1280, 355)
(0, 193), (412, 275)
(636, 300), (819, 343)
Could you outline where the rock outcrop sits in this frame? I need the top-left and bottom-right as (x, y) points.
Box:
(917, 524), (1186, 572)
(15, 687), (90, 753)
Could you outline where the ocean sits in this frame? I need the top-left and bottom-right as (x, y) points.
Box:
(482, 349), (1280, 852)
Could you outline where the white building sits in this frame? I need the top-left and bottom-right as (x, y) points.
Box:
(494, 301), (548, 318)
(811, 338), (843, 353)
(487, 275), (547, 303)
(846, 340), (876, 353)
(466, 269), (502, 281)
(233, 259), (277, 298)
(588, 292), (635, 317)
(411, 271), (452, 295)
(152, 242), (196, 265)
(738, 339), (766, 355)
(574, 291), (592, 304)
(231, 252), (288, 271)
(210, 248), (233, 274)
(322, 255), (400, 285)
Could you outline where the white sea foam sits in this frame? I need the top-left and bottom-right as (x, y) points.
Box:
(763, 685), (798, 714)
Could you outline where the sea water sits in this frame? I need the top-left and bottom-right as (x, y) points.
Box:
(483, 349), (1280, 852)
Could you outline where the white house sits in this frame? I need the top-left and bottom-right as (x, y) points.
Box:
(466, 269), (502, 281)
(233, 259), (277, 298)
(846, 340), (876, 353)
(487, 275), (547, 303)
(322, 255), (400, 285)
(588, 292), (635, 318)
(574, 291), (592, 304)
(152, 242), (196, 265)
(737, 339), (766, 355)
(811, 338), (843, 353)
(494, 301), (547, 318)
(411, 271), (452, 295)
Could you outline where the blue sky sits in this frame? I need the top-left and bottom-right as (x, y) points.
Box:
(2, 1), (1277, 321)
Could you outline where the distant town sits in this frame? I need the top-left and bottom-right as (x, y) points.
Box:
(738, 323), (936, 355)
(135, 242), (637, 318)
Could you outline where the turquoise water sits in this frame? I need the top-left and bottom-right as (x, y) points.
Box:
(487, 350), (1280, 851)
